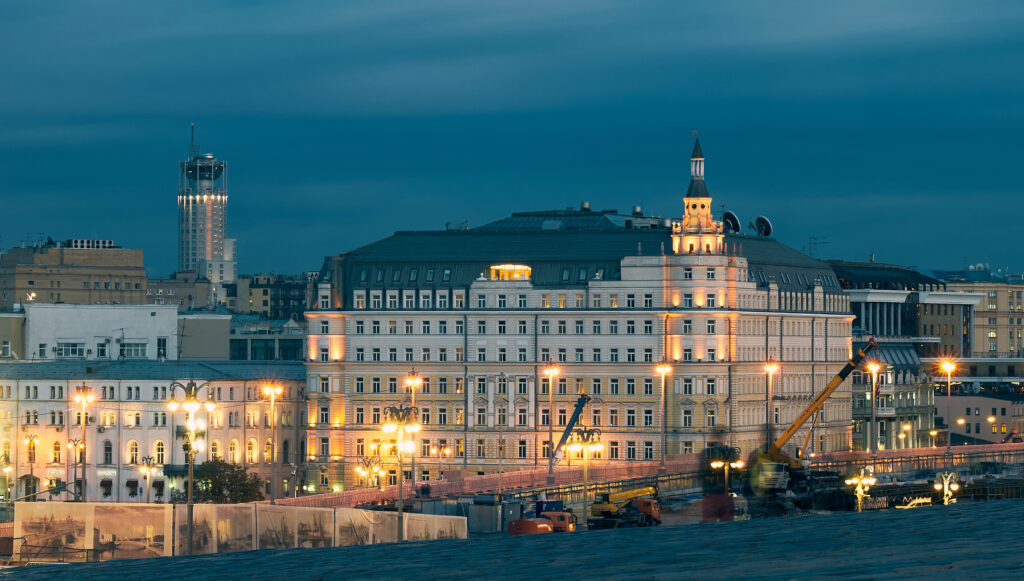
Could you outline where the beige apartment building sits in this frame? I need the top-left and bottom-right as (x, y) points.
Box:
(303, 141), (855, 492)
(0, 239), (146, 309)
(934, 268), (1024, 357)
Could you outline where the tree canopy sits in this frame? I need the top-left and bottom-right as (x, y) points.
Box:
(170, 459), (265, 504)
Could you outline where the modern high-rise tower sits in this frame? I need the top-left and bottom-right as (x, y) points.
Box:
(177, 125), (236, 299)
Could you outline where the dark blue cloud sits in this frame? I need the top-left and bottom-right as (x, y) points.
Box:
(1, 1), (1023, 275)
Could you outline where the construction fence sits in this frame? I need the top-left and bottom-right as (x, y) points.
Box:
(11, 501), (466, 564)
(276, 457), (705, 509)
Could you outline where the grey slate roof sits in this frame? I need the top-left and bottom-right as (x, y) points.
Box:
(0, 360), (306, 381)
(685, 177), (708, 198)
(319, 209), (843, 308)
(691, 138), (704, 159)
(829, 261), (945, 291)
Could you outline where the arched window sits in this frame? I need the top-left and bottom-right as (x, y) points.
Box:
(229, 440), (239, 464)
(52, 441), (62, 463)
(128, 441), (139, 464)
(264, 439), (273, 463)
(103, 441), (113, 465)
(210, 440), (221, 461)
(282, 440), (290, 464)
(155, 441), (165, 464)
(246, 439), (257, 464)
(26, 439), (36, 463)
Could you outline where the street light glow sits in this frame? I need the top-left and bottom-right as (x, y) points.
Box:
(940, 360), (956, 374)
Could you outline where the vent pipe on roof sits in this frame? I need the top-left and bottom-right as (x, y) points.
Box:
(632, 205), (642, 216)
(581, 201), (591, 211)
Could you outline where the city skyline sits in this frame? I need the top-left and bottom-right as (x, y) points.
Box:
(2, 2), (1023, 276)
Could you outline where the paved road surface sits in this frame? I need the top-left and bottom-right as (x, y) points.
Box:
(6, 499), (1023, 580)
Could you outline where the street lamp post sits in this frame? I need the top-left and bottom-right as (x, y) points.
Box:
(710, 460), (745, 496)
(355, 457), (385, 489)
(941, 360), (956, 456)
(404, 370), (422, 491)
(430, 446), (451, 480)
(656, 363), (672, 474)
(140, 456), (157, 503)
(543, 365), (560, 485)
(566, 427), (602, 531)
(73, 387), (94, 501)
(262, 384), (283, 504)
(934, 471), (960, 505)
(167, 379), (215, 556)
(496, 376), (507, 498)
(23, 434), (39, 501)
(867, 361), (880, 453)
(845, 468), (877, 513)
(66, 438), (84, 501)
(381, 404), (420, 543)
(764, 360), (779, 428)
(2, 464), (10, 521)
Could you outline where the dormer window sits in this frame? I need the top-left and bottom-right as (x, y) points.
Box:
(489, 264), (532, 281)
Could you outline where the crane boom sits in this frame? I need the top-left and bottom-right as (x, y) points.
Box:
(548, 394), (592, 470)
(766, 338), (877, 467)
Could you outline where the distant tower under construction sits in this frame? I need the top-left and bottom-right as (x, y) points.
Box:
(177, 125), (236, 296)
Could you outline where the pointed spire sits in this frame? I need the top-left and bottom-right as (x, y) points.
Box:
(691, 138), (703, 160)
(686, 135), (708, 198)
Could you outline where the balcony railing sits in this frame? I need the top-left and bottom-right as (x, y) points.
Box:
(875, 408), (896, 417)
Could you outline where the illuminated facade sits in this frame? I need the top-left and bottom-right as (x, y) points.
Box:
(177, 128), (237, 297)
(305, 139), (854, 491)
(0, 360), (305, 502)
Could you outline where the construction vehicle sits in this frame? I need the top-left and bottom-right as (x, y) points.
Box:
(752, 338), (878, 496)
(588, 486), (661, 529)
(508, 499), (577, 535)
(548, 394), (592, 470)
(508, 394), (594, 535)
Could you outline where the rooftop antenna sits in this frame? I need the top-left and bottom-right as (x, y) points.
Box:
(805, 236), (831, 257)
(188, 122), (200, 159)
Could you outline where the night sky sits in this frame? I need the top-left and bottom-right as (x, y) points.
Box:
(2, 2), (1022, 277)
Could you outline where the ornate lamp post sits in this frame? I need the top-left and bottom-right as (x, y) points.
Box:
(139, 456), (157, 503)
(764, 360), (779, 428)
(381, 404), (420, 542)
(73, 387), (94, 500)
(261, 384), (283, 504)
(566, 427), (602, 530)
(940, 360), (956, 456)
(2, 463), (10, 521)
(934, 471), (960, 505)
(355, 457), (385, 489)
(655, 363), (672, 473)
(710, 459), (745, 495)
(23, 434), (39, 501)
(430, 445), (452, 480)
(404, 370), (423, 489)
(66, 438), (84, 501)
(866, 361), (880, 453)
(167, 379), (215, 556)
(543, 365), (560, 484)
(845, 467), (877, 513)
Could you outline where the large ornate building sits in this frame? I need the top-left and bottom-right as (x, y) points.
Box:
(0, 360), (305, 502)
(304, 140), (854, 491)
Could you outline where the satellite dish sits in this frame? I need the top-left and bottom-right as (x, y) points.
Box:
(754, 216), (773, 237)
(722, 211), (741, 234)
